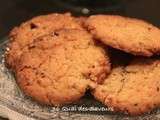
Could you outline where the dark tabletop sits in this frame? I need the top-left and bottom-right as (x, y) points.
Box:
(0, 118), (7, 120)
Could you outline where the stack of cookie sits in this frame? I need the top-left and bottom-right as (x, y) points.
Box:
(5, 13), (160, 116)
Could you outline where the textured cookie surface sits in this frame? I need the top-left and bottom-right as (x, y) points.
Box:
(93, 58), (160, 115)
(85, 15), (160, 56)
(15, 29), (110, 105)
(5, 13), (83, 69)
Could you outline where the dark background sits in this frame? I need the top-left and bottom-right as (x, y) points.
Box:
(0, 0), (160, 38)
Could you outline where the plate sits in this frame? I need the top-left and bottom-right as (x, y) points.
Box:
(0, 38), (160, 120)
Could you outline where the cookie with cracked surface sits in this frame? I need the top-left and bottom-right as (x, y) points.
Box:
(93, 58), (160, 115)
(5, 13), (83, 69)
(15, 29), (111, 106)
(85, 15), (160, 56)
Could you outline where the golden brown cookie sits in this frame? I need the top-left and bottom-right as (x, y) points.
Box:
(15, 29), (110, 106)
(85, 15), (160, 57)
(75, 16), (87, 27)
(93, 58), (160, 115)
(5, 13), (83, 69)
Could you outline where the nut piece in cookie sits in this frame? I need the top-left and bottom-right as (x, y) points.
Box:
(15, 29), (110, 106)
(85, 15), (160, 56)
(93, 58), (160, 115)
(5, 13), (83, 69)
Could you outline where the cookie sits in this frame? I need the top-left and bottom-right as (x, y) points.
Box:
(5, 13), (83, 69)
(75, 16), (87, 27)
(15, 29), (111, 106)
(93, 58), (160, 115)
(85, 15), (160, 56)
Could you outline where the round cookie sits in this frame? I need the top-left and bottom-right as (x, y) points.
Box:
(85, 15), (160, 57)
(15, 29), (111, 106)
(93, 58), (160, 115)
(5, 13), (83, 69)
